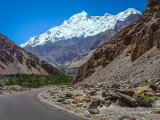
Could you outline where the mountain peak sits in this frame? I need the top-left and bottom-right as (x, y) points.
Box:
(81, 10), (87, 14)
(124, 8), (141, 14)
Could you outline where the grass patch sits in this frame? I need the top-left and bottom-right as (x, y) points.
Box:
(140, 83), (148, 87)
(150, 82), (156, 86)
(134, 94), (155, 104)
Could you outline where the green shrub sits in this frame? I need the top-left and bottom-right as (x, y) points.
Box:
(134, 94), (155, 103)
(99, 83), (103, 87)
(0, 83), (4, 87)
(150, 82), (156, 86)
(140, 83), (148, 87)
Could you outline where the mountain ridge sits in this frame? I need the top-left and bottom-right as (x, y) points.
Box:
(20, 8), (141, 48)
(0, 33), (60, 75)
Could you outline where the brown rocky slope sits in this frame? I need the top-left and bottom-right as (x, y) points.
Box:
(0, 33), (60, 75)
(72, 0), (160, 85)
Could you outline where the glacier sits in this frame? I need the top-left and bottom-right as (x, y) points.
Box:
(20, 8), (141, 48)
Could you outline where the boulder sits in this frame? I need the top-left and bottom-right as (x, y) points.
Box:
(87, 109), (99, 114)
(137, 95), (152, 107)
(84, 110), (90, 117)
(115, 99), (130, 107)
(57, 98), (64, 102)
(149, 85), (157, 92)
(125, 90), (135, 97)
(136, 86), (153, 94)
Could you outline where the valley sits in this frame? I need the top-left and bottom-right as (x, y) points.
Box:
(1, 0), (160, 119)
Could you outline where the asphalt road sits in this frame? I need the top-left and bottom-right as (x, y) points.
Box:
(0, 87), (87, 120)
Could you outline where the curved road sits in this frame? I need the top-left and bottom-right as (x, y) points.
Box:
(0, 87), (86, 120)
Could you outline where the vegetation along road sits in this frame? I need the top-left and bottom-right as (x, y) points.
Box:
(0, 87), (86, 120)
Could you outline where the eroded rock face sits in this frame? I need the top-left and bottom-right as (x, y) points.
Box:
(0, 33), (60, 75)
(71, 0), (160, 84)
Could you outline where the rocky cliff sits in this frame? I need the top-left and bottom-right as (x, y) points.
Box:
(72, 0), (160, 85)
(0, 33), (60, 75)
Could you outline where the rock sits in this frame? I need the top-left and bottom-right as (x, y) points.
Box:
(105, 96), (112, 101)
(155, 109), (160, 114)
(109, 92), (121, 101)
(144, 92), (155, 97)
(77, 103), (83, 107)
(94, 92), (97, 95)
(105, 100), (111, 107)
(8, 85), (22, 91)
(102, 91), (107, 97)
(111, 84), (120, 89)
(66, 92), (72, 98)
(84, 110), (90, 117)
(71, 95), (76, 99)
(72, 99), (82, 104)
(137, 95), (152, 107)
(90, 90), (97, 96)
(136, 86), (153, 94)
(83, 103), (87, 108)
(116, 92), (137, 106)
(125, 90), (135, 97)
(100, 104), (103, 107)
(149, 85), (157, 92)
(76, 94), (83, 96)
(115, 89), (126, 94)
(87, 109), (99, 114)
(89, 100), (98, 109)
(100, 98), (105, 105)
(62, 100), (70, 104)
(115, 99), (130, 107)
(93, 98), (100, 106)
(68, 87), (73, 89)
(57, 98), (64, 102)
(95, 88), (101, 91)
(119, 115), (136, 120)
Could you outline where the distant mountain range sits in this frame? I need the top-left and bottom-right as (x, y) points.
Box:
(20, 8), (141, 48)
(20, 8), (141, 66)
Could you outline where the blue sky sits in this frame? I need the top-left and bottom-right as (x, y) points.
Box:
(0, 0), (148, 45)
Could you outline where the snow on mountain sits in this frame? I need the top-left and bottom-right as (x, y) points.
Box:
(20, 8), (141, 48)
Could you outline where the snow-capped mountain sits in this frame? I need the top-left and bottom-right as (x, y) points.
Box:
(20, 8), (141, 48)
